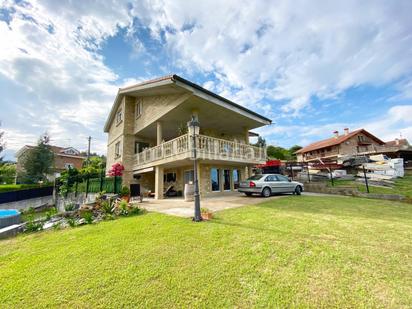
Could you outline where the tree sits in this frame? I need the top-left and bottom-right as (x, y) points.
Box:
(267, 145), (288, 160)
(289, 145), (302, 155)
(22, 133), (54, 183)
(80, 156), (106, 178)
(254, 136), (267, 147)
(0, 163), (16, 184)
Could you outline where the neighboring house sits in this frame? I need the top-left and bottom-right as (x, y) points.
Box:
(383, 138), (412, 163)
(295, 128), (387, 162)
(16, 145), (86, 180)
(104, 74), (271, 199)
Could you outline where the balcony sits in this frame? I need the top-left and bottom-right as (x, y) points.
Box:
(133, 133), (266, 171)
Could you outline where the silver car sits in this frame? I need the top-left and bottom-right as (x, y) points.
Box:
(238, 174), (304, 197)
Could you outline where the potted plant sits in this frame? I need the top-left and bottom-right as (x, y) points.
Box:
(201, 207), (213, 220)
(120, 186), (130, 202)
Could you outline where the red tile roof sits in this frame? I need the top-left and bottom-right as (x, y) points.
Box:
(295, 129), (385, 154)
(385, 138), (409, 147)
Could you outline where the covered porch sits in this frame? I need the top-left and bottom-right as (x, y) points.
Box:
(133, 159), (254, 200)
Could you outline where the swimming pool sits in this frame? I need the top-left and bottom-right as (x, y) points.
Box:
(0, 209), (21, 229)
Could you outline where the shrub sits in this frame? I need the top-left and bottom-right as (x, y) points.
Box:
(101, 200), (114, 214)
(45, 208), (57, 220)
(64, 203), (75, 212)
(129, 206), (142, 216)
(25, 215), (43, 233)
(120, 186), (130, 197)
(117, 200), (129, 216)
(201, 207), (211, 213)
(81, 211), (94, 224)
(67, 218), (76, 227)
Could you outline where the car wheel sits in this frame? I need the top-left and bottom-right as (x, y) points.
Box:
(262, 187), (271, 198)
(295, 186), (302, 195)
(245, 192), (253, 197)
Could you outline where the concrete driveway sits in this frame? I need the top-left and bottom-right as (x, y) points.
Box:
(139, 193), (289, 218)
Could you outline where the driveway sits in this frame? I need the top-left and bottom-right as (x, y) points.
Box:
(139, 193), (289, 218)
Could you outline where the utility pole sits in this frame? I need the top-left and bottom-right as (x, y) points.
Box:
(87, 136), (91, 166)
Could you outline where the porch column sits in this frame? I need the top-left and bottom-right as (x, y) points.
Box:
(155, 166), (164, 199)
(244, 127), (249, 145)
(156, 121), (163, 145)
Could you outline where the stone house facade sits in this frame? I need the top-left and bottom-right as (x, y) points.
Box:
(104, 74), (271, 199)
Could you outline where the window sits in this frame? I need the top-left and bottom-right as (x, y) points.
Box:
(116, 109), (123, 125)
(211, 168), (220, 192)
(64, 163), (74, 169)
(136, 100), (142, 118)
(265, 175), (277, 182)
(164, 172), (177, 183)
(247, 174), (263, 181)
(276, 175), (289, 182)
(115, 141), (121, 158)
(233, 169), (240, 189)
(358, 135), (365, 142)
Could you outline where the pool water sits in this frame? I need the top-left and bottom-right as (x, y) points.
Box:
(0, 209), (20, 218)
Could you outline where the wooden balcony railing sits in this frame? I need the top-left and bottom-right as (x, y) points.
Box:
(134, 133), (266, 168)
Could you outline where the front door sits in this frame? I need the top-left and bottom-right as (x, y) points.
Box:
(130, 184), (140, 197)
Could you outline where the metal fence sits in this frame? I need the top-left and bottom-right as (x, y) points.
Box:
(57, 175), (122, 197)
(0, 186), (54, 204)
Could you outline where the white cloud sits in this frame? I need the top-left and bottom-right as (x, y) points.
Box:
(0, 0), (136, 157)
(131, 0), (412, 115)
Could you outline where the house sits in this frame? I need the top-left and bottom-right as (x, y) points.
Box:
(104, 74), (271, 199)
(295, 128), (387, 162)
(383, 138), (412, 163)
(16, 145), (86, 180)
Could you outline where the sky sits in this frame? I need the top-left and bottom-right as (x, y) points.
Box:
(1, 0), (412, 161)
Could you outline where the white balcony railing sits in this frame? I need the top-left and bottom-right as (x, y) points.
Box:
(134, 133), (266, 168)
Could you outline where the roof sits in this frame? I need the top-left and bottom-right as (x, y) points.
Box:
(16, 145), (86, 159)
(295, 129), (385, 154)
(385, 138), (409, 147)
(104, 74), (272, 132)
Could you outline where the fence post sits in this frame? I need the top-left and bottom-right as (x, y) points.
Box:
(307, 163), (311, 183)
(362, 165), (370, 193)
(99, 170), (104, 192)
(75, 180), (78, 197)
(114, 176), (117, 194)
(86, 174), (90, 197)
(329, 168), (334, 186)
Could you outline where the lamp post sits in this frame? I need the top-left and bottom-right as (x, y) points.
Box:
(188, 116), (202, 222)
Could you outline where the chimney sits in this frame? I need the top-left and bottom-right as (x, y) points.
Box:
(395, 138), (400, 145)
(333, 130), (339, 138)
(344, 128), (349, 136)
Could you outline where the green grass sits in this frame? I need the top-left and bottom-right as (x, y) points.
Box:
(0, 184), (45, 193)
(1, 196), (411, 307)
(329, 175), (412, 198)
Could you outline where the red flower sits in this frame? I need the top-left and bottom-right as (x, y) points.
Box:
(107, 163), (124, 177)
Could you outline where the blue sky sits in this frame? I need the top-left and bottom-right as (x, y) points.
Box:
(1, 0), (412, 160)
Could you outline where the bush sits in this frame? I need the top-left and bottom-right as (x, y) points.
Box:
(45, 208), (57, 220)
(129, 206), (142, 216)
(25, 215), (43, 233)
(117, 200), (129, 216)
(120, 186), (130, 197)
(101, 200), (113, 214)
(67, 218), (76, 227)
(81, 211), (93, 224)
(64, 203), (75, 212)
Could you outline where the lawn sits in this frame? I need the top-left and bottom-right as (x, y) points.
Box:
(329, 175), (412, 198)
(0, 196), (411, 308)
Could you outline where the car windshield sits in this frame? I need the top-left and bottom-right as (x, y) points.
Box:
(247, 175), (263, 181)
